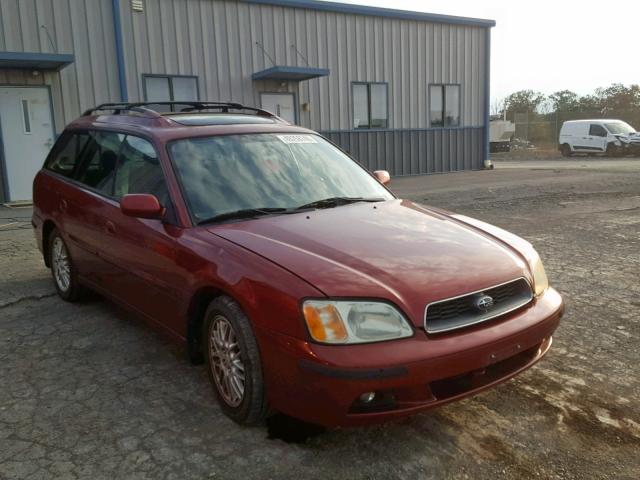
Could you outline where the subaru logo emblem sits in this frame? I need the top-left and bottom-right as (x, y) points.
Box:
(474, 294), (494, 311)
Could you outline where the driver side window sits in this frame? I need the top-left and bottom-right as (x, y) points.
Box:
(589, 124), (607, 137)
(113, 135), (169, 206)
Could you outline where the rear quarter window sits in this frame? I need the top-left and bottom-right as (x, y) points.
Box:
(44, 132), (90, 178)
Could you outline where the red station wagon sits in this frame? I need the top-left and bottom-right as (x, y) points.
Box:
(32, 102), (564, 427)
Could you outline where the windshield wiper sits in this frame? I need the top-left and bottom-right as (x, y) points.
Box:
(295, 196), (385, 210)
(197, 207), (291, 225)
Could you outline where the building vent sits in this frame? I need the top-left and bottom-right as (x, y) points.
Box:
(131, 0), (143, 12)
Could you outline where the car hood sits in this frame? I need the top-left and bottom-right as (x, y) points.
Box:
(208, 199), (530, 326)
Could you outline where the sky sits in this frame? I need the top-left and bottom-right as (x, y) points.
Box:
(336, 0), (640, 102)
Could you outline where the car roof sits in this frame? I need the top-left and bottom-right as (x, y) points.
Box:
(64, 102), (315, 141)
(563, 119), (625, 124)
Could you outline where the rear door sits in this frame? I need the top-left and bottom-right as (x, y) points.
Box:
(48, 130), (122, 281)
(96, 135), (185, 335)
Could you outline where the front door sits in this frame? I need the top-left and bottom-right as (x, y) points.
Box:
(0, 87), (55, 201)
(260, 93), (296, 124)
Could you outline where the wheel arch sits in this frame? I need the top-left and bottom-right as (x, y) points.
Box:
(186, 285), (225, 364)
(42, 219), (57, 268)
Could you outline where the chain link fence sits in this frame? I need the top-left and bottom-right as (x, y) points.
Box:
(511, 111), (640, 149)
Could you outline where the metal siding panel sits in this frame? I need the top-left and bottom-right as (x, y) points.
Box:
(391, 20), (401, 128)
(417, 22), (426, 128)
(20, 0), (39, 51)
(0, 1), (6, 50)
(400, 21), (409, 128)
(382, 18), (392, 128)
(1, 0), (22, 50)
(238, 2), (255, 105)
(213, 1), (232, 100)
(394, 130), (402, 176)
(316, 12), (329, 130)
(408, 21), (417, 128)
(418, 128), (426, 173)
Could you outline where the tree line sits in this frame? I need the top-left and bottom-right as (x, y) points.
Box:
(495, 83), (640, 128)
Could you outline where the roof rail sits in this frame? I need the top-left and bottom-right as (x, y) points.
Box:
(82, 103), (163, 118)
(82, 101), (281, 120)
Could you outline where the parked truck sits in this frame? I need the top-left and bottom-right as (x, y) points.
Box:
(489, 120), (516, 153)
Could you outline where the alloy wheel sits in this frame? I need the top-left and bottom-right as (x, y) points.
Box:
(52, 237), (71, 292)
(209, 315), (245, 407)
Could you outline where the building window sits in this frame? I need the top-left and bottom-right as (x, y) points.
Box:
(430, 84), (461, 127)
(21, 99), (32, 134)
(352, 82), (388, 129)
(142, 75), (199, 110)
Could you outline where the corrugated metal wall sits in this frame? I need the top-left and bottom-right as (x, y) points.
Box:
(0, 0), (489, 179)
(116, 0), (488, 132)
(0, 0), (120, 130)
(323, 127), (484, 175)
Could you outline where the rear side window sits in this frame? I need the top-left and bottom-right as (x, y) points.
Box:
(589, 124), (607, 137)
(75, 131), (124, 195)
(45, 133), (90, 178)
(114, 136), (169, 205)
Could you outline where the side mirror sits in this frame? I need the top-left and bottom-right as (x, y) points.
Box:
(120, 194), (164, 219)
(373, 170), (391, 186)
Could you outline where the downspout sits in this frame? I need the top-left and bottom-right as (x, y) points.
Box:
(483, 27), (491, 162)
(111, 0), (128, 101)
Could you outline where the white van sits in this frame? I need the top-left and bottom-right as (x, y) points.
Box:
(558, 119), (640, 156)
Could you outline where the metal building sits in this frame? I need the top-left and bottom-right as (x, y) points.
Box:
(0, 0), (494, 202)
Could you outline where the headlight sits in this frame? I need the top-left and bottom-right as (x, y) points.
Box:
(302, 300), (413, 344)
(531, 251), (549, 296)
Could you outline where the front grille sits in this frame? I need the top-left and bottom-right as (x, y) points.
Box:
(424, 278), (533, 334)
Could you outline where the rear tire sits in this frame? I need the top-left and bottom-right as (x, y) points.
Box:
(48, 229), (86, 302)
(560, 144), (572, 157)
(204, 296), (268, 426)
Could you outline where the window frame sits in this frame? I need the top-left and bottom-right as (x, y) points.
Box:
(589, 124), (607, 137)
(351, 81), (389, 130)
(142, 74), (200, 109)
(429, 83), (462, 128)
(44, 131), (91, 179)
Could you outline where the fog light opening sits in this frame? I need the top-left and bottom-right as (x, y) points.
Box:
(359, 392), (376, 403)
(349, 390), (397, 414)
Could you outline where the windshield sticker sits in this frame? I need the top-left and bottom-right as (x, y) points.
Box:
(277, 134), (317, 144)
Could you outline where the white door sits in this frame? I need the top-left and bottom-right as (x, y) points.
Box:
(0, 87), (54, 201)
(260, 93), (296, 124)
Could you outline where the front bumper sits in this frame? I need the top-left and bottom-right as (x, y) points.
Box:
(257, 287), (564, 427)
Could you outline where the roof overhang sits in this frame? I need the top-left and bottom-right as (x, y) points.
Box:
(0, 51), (74, 71)
(252, 66), (330, 81)
(243, 0), (496, 28)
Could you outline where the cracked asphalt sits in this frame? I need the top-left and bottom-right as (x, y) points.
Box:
(1, 157), (639, 479)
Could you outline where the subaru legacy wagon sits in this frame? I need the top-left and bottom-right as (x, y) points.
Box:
(32, 102), (564, 427)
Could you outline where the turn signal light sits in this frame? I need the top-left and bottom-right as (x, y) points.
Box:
(303, 303), (348, 343)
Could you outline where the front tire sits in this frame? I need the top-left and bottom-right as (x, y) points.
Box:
(48, 229), (85, 302)
(606, 143), (621, 157)
(204, 296), (268, 425)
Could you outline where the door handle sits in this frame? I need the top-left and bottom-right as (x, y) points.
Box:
(59, 199), (68, 213)
(104, 221), (116, 234)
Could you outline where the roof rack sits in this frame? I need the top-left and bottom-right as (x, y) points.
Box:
(82, 102), (281, 120)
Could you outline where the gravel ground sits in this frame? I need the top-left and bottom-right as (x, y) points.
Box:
(1, 158), (639, 479)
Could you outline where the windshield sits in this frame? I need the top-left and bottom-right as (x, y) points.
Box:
(605, 122), (635, 135)
(168, 133), (393, 223)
